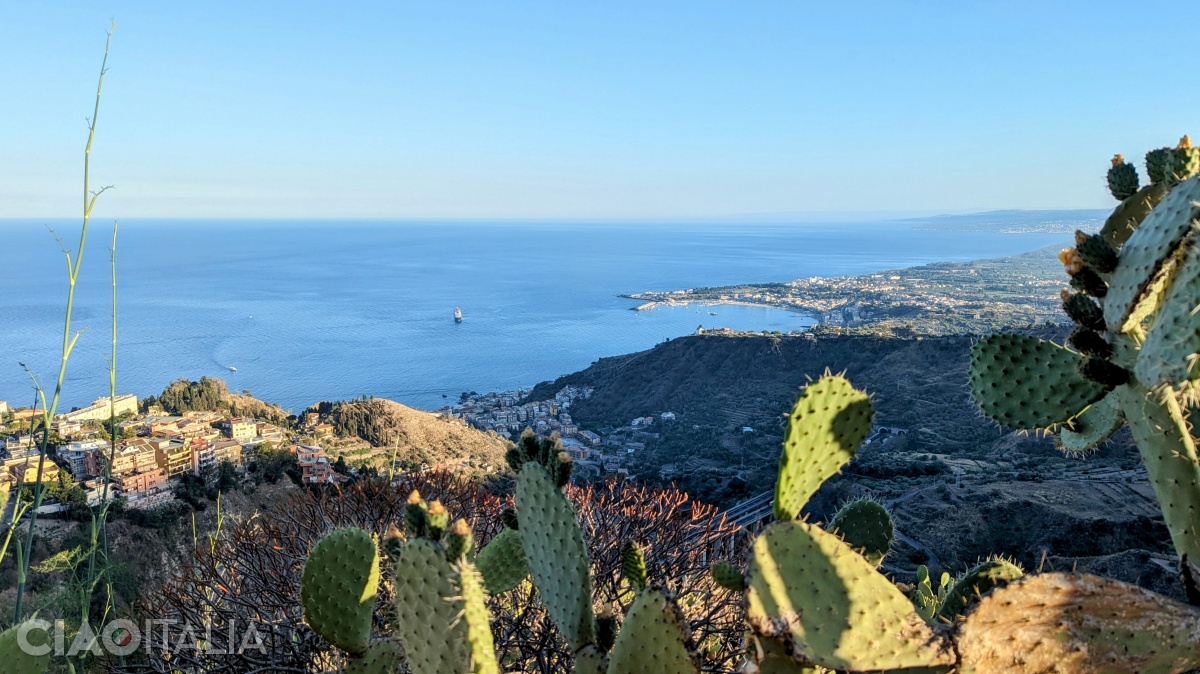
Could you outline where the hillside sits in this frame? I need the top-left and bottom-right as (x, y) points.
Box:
(144, 377), (289, 423)
(316, 397), (510, 471)
(527, 331), (1179, 596)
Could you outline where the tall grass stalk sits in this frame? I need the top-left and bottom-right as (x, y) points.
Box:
(13, 21), (115, 622)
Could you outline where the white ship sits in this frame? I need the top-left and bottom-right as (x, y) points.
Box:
(454, 307), (464, 323)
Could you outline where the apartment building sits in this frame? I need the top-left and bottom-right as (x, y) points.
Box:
(60, 394), (138, 423)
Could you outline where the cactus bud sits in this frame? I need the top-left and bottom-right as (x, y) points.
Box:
(1068, 327), (1113, 359)
(1173, 134), (1200, 183)
(1080, 357), (1130, 388)
(1069, 267), (1108, 298)
(1076, 233), (1118, 274)
(426, 500), (449, 540)
(445, 518), (473, 561)
(710, 560), (745, 591)
(1106, 156), (1139, 200)
(620, 542), (648, 592)
(1147, 146), (1172, 185)
(1062, 292), (1105, 331)
(595, 605), (618, 653)
(553, 451), (573, 488)
(383, 522), (406, 561)
(500, 507), (519, 531)
(405, 490), (428, 538)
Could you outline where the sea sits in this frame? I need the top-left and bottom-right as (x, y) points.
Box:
(0, 215), (1094, 414)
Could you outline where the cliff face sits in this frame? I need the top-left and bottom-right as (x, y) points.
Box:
(529, 332), (1178, 596)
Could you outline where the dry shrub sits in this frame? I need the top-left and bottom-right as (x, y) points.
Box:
(114, 474), (746, 673)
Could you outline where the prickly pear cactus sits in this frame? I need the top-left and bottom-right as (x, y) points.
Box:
(774, 375), (873, 521)
(474, 526), (529, 593)
(745, 519), (955, 671)
(0, 621), (52, 674)
(620, 541), (648, 592)
(710, 560), (745, 592)
(515, 460), (595, 650)
(958, 573), (1200, 673)
(935, 557), (1023, 622)
(299, 527), (380, 655)
(969, 146), (1200, 597)
(393, 537), (499, 674)
(826, 498), (893, 567)
(607, 589), (699, 674)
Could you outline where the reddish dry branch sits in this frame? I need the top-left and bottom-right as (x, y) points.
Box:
(116, 475), (748, 673)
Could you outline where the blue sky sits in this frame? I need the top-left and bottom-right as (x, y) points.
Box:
(4, 2), (1198, 219)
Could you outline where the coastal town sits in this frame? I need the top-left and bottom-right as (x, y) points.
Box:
(0, 394), (343, 512)
(443, 385), (678, 479)
(624, 246), (1069, 336)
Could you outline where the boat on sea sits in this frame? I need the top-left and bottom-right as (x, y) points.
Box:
(229, 366), (238, 372)
(454, 307), (464, 323)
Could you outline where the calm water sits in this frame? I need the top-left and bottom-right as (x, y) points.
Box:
(0, 219), (1071, 412)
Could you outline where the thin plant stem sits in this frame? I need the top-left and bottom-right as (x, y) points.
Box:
(14, 20), (115, 622)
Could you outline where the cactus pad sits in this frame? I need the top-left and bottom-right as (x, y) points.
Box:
(958, 573), (1200, 673)
(345, 639), (404, 674)
(773, 375), (873, 521)
(745, 520), (955, 671)
(475, 527), (529, 593)
(0, 621), (52, 674)
(935, 558), (1023, 621)
(393, 538), (499, 674)
(1137, 237), (1200, 387)
(1058, 391), (1124, 453)
(710, 561), (746, 591)
(620, 542), (648, 592)
(300, 527), (380, 655)
(1107, 156), (1139, 201)
(748, 635), (827, 674)
(968, 334), (1106, 429)
(1099, 182), (1169, 249)
(575, 645), (609, 674)
(516, 462), (595, 649)
(826, 498), (893, 567)
(1118, 384), (1200, 575)
(607, 589), (699, 674)
(1077, 234), (1118, 274)
(1104, 175), (1200, 333)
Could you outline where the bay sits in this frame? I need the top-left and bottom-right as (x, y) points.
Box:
(0, 218), (1074, 413)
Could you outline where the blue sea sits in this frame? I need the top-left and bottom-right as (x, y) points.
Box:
(0, 217), (1082, 413)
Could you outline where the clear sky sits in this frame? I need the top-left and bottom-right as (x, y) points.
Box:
(4, 2), (1198, 220)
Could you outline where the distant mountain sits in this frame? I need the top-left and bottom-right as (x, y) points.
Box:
(901, 209), (1110, 233)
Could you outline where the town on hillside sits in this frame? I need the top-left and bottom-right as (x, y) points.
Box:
(443, 385), (681, 479)
(0, 394), (344, 512)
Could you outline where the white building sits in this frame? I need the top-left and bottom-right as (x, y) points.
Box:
(60, 394), (138, 423)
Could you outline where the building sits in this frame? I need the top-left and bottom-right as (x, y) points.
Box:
(111, 467), (168, 498)
(153, 440), (192, 478)
(0, 401), (8, 415)
(7, 457), (60, 484)
(296, 445), (334, 484)
(60, 394), (138, 423)
(57, 440), (109, 479)
(91, 438), (159, 478)
(191, 441), (217, 475)
(213, 439), (243, 466)
(223, 417), (257, 441)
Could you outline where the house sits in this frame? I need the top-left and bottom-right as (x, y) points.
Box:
(578, 430), (602, 446)
(296, 445), (334, 484)
(57, 439), (109, 479)
(60, 394), (138, 423)
(11, 409), (43, 423)
(111, 467), (168, 498)
(51, 419), (84, 438)
(0, 401), (8, 415)
(313, 423), (334, 437)
(223, 417), (257, 441)
(660, 412), (677, 422)
(8, 457), (59, 484)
